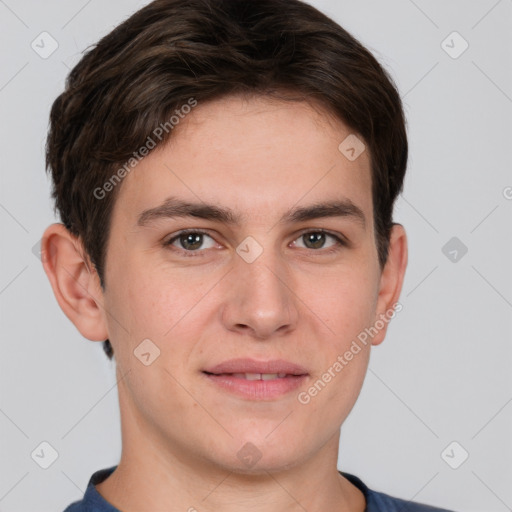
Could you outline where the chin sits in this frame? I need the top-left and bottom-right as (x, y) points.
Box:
(205, 435), (306, 475)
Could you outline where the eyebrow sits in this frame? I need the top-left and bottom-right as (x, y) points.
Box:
(137, 196), (366, 229)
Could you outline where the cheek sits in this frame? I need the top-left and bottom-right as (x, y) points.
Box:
(115, 265), (215, 367)
(295, 266), (377, 411)
(117, 262), (186, 331)
(109, 267), (202, 420)
(101, 261), (176, 365)
(305, 265), (379, 340)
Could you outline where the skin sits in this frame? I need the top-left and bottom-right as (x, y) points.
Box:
(42, 94), (407, 511)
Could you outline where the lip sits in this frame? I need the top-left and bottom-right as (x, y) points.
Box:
(202, 373), (308, 400)
(203, 358), (309, 376)
(202, 358), (309, 400)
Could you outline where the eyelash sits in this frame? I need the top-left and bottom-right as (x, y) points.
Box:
(163, 228), (347, 257)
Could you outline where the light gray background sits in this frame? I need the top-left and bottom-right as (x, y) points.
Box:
(1, 1), (511, 511)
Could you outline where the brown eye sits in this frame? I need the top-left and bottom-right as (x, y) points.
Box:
(303, 232), (327, 249)
(165, 230), (216, 252)
(294, 230), (344, 251)
(178, 233), (203, 250)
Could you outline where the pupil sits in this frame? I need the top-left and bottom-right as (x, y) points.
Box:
(305, 232), (325, 249)
(182, 233), (202, 250)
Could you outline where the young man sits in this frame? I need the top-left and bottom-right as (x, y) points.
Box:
(42, 0), (454, 510)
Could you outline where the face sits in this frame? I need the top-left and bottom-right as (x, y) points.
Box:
(95, 95), (397, 473)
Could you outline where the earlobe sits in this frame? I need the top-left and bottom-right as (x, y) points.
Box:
(41, 223), (109, 342)
(371, 223), (408, 346)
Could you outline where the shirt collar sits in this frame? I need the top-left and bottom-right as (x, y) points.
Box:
(82, 466), (370, 511)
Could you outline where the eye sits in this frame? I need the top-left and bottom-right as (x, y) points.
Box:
(163, 228), (347, 257)
(164, 229), (217, 253)
(292, 230), (346, 252)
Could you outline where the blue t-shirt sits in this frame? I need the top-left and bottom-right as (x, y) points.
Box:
(63, 466), (455, 511)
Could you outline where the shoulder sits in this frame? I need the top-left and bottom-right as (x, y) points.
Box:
(62, 466), (119, 512)
(365, 489), (455, 512)
(340, 471), (456, 512)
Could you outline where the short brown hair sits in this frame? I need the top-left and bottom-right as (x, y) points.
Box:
(45, 0), (408, 360)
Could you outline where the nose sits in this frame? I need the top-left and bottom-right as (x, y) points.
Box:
(220, 247), (299, 339)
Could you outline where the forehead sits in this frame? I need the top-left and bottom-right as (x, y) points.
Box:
(112, 94), (373, 228)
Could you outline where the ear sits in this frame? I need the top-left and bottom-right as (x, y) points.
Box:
(41, 223), (109, 342)
(371, 223), (408, 346)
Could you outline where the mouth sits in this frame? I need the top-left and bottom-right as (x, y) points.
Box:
(203, 372), (297, 380)
(203, 357), (309, 376)
(201, 358), (309, 400)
